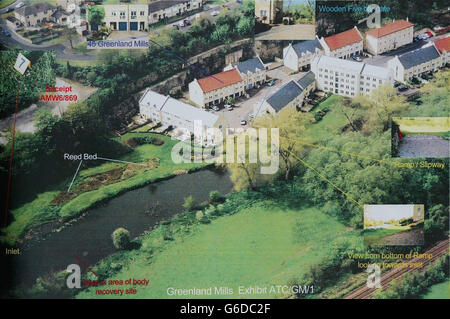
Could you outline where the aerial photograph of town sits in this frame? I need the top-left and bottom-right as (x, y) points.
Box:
(0, 0), (448, 309)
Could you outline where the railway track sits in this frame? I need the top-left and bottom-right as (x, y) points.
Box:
(344, 238), (449, 299)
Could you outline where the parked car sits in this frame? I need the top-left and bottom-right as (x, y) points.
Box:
(179, 20), (185, 27)
(351, 55), (362, 62)
(15, 2), (25, 9)
(267, 81), (275, 87)
(3, 30), (11, 37)
(240, 119), (247, 125)
(172, 24), (179, 30)
(393, 81), (402, 88)
(6, 7), (13, 13)
(184, 19), (191, 26)
(210, 105), (219, 111)
(225, 104), (233, 111)
(211, 11), (219, 16)
(397, 85), (408, 92)
(248, 113), (255, 119)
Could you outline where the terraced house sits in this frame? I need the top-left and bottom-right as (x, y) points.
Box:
(15, 2), (57, 27)
(100, 0), (202, 31)
(224, 57), (267, 90)
(434, 36), (450, 66)
(256, 71), (316, 115)
(189, 69), (245, 108)
(311, 55), (393, 97)
(283, 39), (324, 71)
(365, 19), (414, 55)
(139, 89), (222, 143)
(318, 27), (364, 59)
(387, 44), (442, 82)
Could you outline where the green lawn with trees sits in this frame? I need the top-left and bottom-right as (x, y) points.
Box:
(0, 131), (207, 245)
(76, 199), (361, 299)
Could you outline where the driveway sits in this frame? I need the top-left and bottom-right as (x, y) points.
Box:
(0, 77), (97, 140)
(208, 65), (308, 129)
(398, 135), (450, 158)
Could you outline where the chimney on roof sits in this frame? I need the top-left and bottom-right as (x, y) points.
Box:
(406, 17), (409, 21)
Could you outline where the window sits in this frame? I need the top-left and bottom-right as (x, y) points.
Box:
(140, 11), (145, 16)
(112, 11), (117, 16)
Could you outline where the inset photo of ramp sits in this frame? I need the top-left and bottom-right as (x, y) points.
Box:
(392, 117), (450, 158)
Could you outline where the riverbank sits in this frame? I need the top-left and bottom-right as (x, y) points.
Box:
(75, 194), (360, 299)
(1, 132), (209, 246)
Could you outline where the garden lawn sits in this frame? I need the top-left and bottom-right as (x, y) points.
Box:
(77, 205), (359, 299)
(1, 133), (207, 245)
(422, 279), (450, 299)
(305, 95), (347, 142)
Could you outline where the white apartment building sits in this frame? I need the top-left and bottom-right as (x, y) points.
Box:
(148, 0), (202, 24)
(283, 38), (324, 71)
(311, 55), (393, 97)
(102, 4), (148, 31)
(189, 69), (245, 108)
(224, 57), (267, 90)
(139, 89), (223, 143)
(365, 19), (414, 55)
(387, 44), (442, 82)
(318, 27), (364, 59)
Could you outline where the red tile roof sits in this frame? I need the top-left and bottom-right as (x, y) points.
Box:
(197, 69), (243, 93)
(434, 36), (450, 53)
(366, 20), (414, 38)
(324, 28), (363, 51)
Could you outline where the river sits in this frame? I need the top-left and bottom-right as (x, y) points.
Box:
(3, 168), (233, 291)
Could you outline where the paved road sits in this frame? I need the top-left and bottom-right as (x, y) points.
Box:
(255, 24), (316, 41)
(398, 135), (450, 158)
(0, 77), (97, 140)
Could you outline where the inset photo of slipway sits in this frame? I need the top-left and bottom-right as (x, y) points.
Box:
(363, 204), (425, 246)
(392, 117), (450, 158)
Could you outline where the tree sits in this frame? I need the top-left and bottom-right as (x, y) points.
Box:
(183, 195), (195, 211)
(112, 227), (130, 249)
(88, 5), (105, 29)
(254, 107), (314, 181)
(61, 27), (78, 49)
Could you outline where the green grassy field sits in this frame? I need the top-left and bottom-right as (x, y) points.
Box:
(0, 0), (16, 9)
(422, 279), (450, 299)
(1, 133), (207, 245)
(77, 204), (359, 299)
(305, 95), (347, 142)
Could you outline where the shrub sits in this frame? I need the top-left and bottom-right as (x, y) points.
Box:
(209, 190), (222, 203)
(183, 195), (195, 211)
(112, 227), (130, 250)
